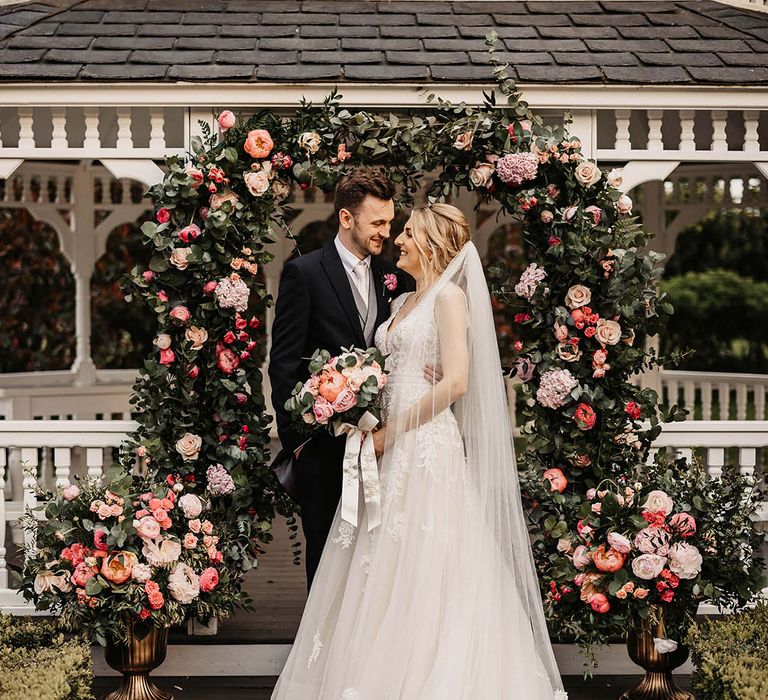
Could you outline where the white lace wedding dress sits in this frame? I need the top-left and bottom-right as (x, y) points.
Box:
(272, 244), (566, 700)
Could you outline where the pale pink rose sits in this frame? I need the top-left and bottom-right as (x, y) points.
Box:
(345, 369), (368, 393)
(468, 162), (494, 188)
(217, 110), (236, 130)
(188, 519), (202, 534)
(593, 348), (609, 368)
(634, 587), (649, 599)
(109, 504), (123, 517)
(201, 520), (214, 536)
(332, 387), (358, 413)
(572, 545), (592, 570)
(540, 210), (554, 224)
(175, 433), (202, 461)
(607, 532), (631, 555)
(668, 542), (703, 579)
(202, 535), (218, 548)
(616, 194), (633, 214)
(563, 205), (579, 222)
(209, 191), (239, 210)
(584, 205), (603, 225)
(97, 503), (112, 520)
(565, 284), (591, 309)
(170, 247), (192, 271)
(631, 553), (667, 580)
(586, 488), (597, 500)
(557, 536), (574, 553)
(635, 526), (671, 556)
(154, 333), (172, 350)
(312, 396), (335, 425)
(169, 305), (191, 324)
(643, 490), (674, 515)
(185, 325), (208, 350)
(178, 493), (203, 519)
(62, 484), (80, 501)
(453, 129), (474, 150)
(183, 533), (198, 549)
(302, 376), (321, 398)
(298, 131), (321, 154)
(199, 567), (219, 593)
(244, 169), (271, 197)
(134, 516), (161, 540)
(575, 161), (602, 187)
(595, 318), (622, 346)
(168, 562), (200, 604)
(553, 322), (569, 342)
(591, 502), (602, 513)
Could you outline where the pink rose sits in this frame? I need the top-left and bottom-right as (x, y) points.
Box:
(217, 110), (236, 130)
(178, 224), (201, 242)
(589, 593), (610, 614)
(209, 191), (239, 210)
(142, 270), (155, 283)
(543, 467), (567, 494)
(72, 562), (98, 588)
(669, 512), (697, 538)
(97, 503), (112, 520)
(572, 545), (592, 570)
(201, 520), (214, 535)
(134, 516), (161, 540)
(189, 519), (202, 534)
(199, 567), (220, 593)
(383, 273), (398, 292)
(584, 205), (603, 225)
(159, 348), (175, 366)
(217, 345), (240, 374)
(183, 533), (198, 549)
(184, 166), (204, 185)
(244, 129), (274, 158)
(169, 305), (191, 324)
(332, 387), (358, 413)
(203, 281), (218, 294)
(156, 208), (171, 223)
(62, 484), (80, 501)
(312, 396), (335, 425)
(607, 532), (631, 555)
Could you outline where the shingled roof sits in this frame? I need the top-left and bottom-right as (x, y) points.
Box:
(0, 0), (766, 84)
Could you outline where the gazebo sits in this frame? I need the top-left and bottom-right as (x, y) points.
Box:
(0, 0), (766, 679)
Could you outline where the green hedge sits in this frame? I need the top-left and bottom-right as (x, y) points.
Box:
(0, 614), (93, 700)
(687, 604), (768, 700)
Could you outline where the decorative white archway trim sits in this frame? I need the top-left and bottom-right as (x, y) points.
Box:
(620, 161), (681, 193)
(101, 159), (164, 189)
(0, 159), (22, 180)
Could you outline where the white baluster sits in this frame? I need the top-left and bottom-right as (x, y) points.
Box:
(736, 384), (748, 421)
(120, 178), (130, 204)
(0, 448), (7, 589)
(701, 381), (712, 420)
(646, 447), (659, 466)
(744, 110), (759, 154)
(17, 107), (34, 150)
(86, 447), (103, 480)
(756, 384), (766, 421)
(83, 107), (99, 150)
(676, 447), (693, 463)
(53, 447), (71, 489)
(647, 109), (664, 152)
(706, 447), (725, 478)
(116, 107), (133, 152)
(667, 379), (679, 408)
(51, 107), (67, 150)
(711, 110), (727, 153)
(683, 380), (695, 416)
(615, 109), (631, 152)
(149, 107), (166, 151)
(718, 382), (730, 420)
(679, 110), (696, 152)
(738, 448), (756, 477)
(20, 448), (38, 559)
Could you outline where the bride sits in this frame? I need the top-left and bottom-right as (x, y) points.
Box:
(272, 203), (566, 699)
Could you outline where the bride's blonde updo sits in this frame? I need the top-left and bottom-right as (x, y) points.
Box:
(408, 203), (471, 285)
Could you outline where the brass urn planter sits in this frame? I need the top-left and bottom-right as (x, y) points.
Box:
(103, 622), (173, 700)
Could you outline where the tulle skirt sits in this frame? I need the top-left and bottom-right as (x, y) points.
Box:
(271, 412), (562, 700)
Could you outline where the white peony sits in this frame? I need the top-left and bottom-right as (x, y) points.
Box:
(653, 638), (679, 654)
(642, 490), (674, 515)
(631, 553), (667, 580)
(142, 538), (182, 568)
(668, 542), (703, 580)
(168, 562), (200, 604)
(178, 493), (203, 519)
(298, 131), (322, 154)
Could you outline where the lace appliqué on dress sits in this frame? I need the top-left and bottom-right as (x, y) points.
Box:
(332, 522), (355, 549)
(341, 689), (360, 700)
(555, 691), (569, 699)
(307, 631), (323, 668)
(386, 512), (406, 542)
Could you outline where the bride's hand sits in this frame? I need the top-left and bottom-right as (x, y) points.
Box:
(372, 426), (387, 459)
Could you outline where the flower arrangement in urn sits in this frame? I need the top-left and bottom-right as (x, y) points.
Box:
(526, 455), (765, 662)
(19, 470), (246, 647)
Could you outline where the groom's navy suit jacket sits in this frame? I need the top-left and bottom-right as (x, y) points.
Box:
(269, 239), (413, 587)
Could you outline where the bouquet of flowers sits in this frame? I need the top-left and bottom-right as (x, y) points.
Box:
(285, 346), (388, 531)
(19, 471), (246, 646)
(529, 454), (765, 659)
(285, 346), (388, 436)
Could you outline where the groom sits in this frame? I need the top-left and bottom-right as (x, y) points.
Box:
(269, 168), (413, 589)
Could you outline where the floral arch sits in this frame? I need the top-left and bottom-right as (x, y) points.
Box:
(22, 42), (764, 655)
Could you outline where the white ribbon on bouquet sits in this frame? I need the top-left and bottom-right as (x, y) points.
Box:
(335, 411), (381, 532)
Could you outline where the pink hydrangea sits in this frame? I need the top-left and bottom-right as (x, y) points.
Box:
(536, 369), (579, 409)
(495, 152), (539, 186)
(206, 464), (236, 496)
(514, 263), (547, 301)
(215, 277), (250, 312)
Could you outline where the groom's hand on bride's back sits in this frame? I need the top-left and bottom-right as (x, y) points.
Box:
(424, 363), (443, 384)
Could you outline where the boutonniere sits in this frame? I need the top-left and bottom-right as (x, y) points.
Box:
(382, 272), (398, 293)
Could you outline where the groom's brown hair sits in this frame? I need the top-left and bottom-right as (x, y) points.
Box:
(334, 168), (396, 217)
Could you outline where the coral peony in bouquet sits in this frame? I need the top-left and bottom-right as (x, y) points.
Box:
(285, 346), (388, 435)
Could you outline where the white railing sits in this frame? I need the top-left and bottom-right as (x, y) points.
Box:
(660, 370), (768, 421)
(0, 419), (765, 615)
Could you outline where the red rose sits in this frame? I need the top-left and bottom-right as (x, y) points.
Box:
(660, 589), (675, 603)
(94, 529), (108, 552)
(217, 345), (240, 374)
(249, 317), (260, 329)
(187, 365), (199, 379)
(235, 316), (248, 330)
(573, 403), (597, 430)
(547, 236), (562, 247)
(159, 348), (175, 366)
(234, 393), (248, 405)
(199, 567), (219, 593)
(223, 331), (236, 344)
(156, 208), (171, 224)
(237, 331), (249, 342)
(625, 401), (642, 420)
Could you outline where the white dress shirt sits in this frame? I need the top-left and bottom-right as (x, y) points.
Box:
(334, 235), (371, 306)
